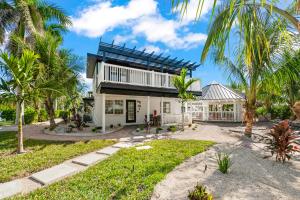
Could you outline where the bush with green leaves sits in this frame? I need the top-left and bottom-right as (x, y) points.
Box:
(256, 106), (268, 117)
(168, 125), (177, 132)
(38, 109), (48, 122)
(0, 108), (15, 121)
(270, 105), (292, 120)
(24, 107), (38, 124)
(188, 183), (213, 200)
(216, 152), (231, 174)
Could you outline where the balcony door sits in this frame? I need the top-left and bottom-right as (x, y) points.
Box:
(126, 100), (136, 123)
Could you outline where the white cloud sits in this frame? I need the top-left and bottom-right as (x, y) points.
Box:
(174, 0), (216, 24)
(71, 0), (210, 50)
(141, 45), (161, 53)
(71, 0), (157, 37)
(80, 72), (93, 90)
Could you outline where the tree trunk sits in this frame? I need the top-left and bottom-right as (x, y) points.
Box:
(45, 95), (56, 130)
(181, 102), (185, 131)
(244, 103), (255, 137)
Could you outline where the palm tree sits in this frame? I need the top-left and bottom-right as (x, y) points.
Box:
(0, 50), (39, 153)
(173, 68), (198, 131)
(171, 0), (299, 32)
(215, 7), (297, 136)
(0, 0), (71, 44)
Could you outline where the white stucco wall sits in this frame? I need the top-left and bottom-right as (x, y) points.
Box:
(92, 94), (184, 127)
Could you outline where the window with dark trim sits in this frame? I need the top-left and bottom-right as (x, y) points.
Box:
(163, 102), (171, 114)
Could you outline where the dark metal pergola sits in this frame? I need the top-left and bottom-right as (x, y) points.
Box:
(87, 39), (201, 78)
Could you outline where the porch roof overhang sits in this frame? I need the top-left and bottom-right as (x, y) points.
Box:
(86, 40), (201, 78)
(97, 82), (202, 98)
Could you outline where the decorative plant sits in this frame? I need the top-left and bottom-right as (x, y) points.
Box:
(189, 123), (192, 127)
(110, 124), (114, 129)
(188, 183), (213, 200)
(168, 125), (177, 132)
(267, 120), (300, 162)
(74, 113), (83, 130)
(216, 152), (231, 174)
(156, 127), (163, 134)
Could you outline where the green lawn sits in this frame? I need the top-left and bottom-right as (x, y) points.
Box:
(0, 131), (115, 183)
(0, 121), (14, 126)
(13, 140), (214, 200)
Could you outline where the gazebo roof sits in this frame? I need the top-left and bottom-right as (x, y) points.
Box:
(86, 40), (201, 78)
(201, 81), (245, 100)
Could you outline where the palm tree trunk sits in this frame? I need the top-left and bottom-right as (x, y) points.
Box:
(16, 83), (25, 154)
(244, 102), (255, 137)
(45, 95), (56, 130)
(181, 102), (185, 131)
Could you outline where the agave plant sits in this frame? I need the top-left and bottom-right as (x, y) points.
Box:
(268, 120), (300, 162)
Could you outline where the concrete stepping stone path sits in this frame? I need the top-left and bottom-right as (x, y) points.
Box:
(72, 153), (108, 166)
(113, 142), (134, 148)
(30, 163), (79, 185)
(96, 146), (120, 155)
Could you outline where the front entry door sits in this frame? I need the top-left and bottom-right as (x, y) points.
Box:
(126, 100), (136, 123)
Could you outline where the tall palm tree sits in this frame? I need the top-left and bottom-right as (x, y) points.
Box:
(0, 50), (39, 153)
(173, 68), (198, 131)
(215, 7), (297, 135)
(171, 0), (299, 32)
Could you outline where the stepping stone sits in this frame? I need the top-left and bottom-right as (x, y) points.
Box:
(132, 136), (145, 141)
(0, 180), (23, 199)
(72, 153), (108, 166)
(96, 146), (120, 155)
(119, 137), (131, 142)
(113, 142), (134, 148)
(146, 134), (154, 138)
(30, 164), (78, 185)
(136, 145), (152, 150)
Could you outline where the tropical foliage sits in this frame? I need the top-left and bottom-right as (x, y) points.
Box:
(173, 68), (198, 131)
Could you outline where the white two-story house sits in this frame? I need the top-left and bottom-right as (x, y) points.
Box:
(86, 41), (201, 132)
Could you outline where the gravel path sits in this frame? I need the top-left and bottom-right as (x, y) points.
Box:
(152, 122), (300, 200)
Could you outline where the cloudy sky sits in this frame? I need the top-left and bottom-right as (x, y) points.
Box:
(45, 0), (227, 89)
(27, 0), (290, 89)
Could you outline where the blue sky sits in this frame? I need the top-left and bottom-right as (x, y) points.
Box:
(51, 0), (228, 89)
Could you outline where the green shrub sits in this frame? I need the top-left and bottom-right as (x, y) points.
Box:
(38, 109), (48, 122)
(216, 152), (231, 174)
(256, 106), (268, 117)
(55, 110), (64, 118)
(167, 125), (177, 132)
(138, 124), (145, 130)
(0, 108), (16, 121)
(270, 105), (292, 120)
(24, 107), (38, 124)
(188, 183), (213, 200)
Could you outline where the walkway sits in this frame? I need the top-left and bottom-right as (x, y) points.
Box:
(0, 133), (162, 199)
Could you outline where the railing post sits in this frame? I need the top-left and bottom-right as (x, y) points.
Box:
(151, 71), (155, 87)
(165, 73), (169, 87)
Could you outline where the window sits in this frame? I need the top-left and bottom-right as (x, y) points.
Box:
(105, 100), (124, 114)
(105, 100), (114, 114)
(114, 100), (124, 114)
(163, 102), (171, 114)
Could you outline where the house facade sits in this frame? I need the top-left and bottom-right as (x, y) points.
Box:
(188, 82), (245, 122)
(86, 41), (201, 132)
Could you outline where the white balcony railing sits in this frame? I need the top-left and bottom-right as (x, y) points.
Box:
(97, 62), (201, 91)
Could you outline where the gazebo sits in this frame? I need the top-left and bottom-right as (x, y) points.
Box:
(188, 81), (245, 122)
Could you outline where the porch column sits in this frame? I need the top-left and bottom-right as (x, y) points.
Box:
(102, 93), (106, 133)
(147, 96), (150, 122)
(161, 97), (164, 125)
(233, 102), (236, 122)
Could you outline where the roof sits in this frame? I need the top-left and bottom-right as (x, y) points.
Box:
(86, 40), (201, 78)
(201, 82), (245, 100)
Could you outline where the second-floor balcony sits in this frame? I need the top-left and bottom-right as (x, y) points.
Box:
(94, 62), (201, 92)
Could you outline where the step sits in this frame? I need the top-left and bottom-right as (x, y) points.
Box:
(112, 142), (134, 148)
(96, 146), (120, 155)
(30, 164), (78, 185)
(72, 153), (108, 166)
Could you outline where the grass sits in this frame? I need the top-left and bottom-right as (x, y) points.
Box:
(0, 131), (115, 183)
(0, 120), (14, 126)
(13, 139), (215, 200)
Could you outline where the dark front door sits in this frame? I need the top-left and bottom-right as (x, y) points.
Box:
(126, 100), (136, 123)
